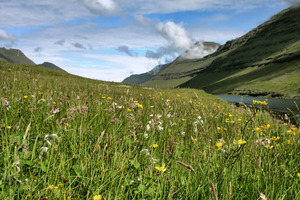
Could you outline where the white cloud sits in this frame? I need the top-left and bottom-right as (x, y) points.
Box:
(0, 29), (15, 43)
(157, 21), (193, 49)
(79, 0), (119, 16)
(134, 15), (153, 25)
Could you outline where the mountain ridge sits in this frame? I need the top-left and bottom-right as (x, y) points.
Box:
(122, 41), (220, 85)
(142, 6), (300, 98)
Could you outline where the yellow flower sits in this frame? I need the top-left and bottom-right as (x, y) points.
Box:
(215, 142), (223, 148)
(265, 145), (273, 150)
(261, 124), (271, 130)
(252, 100), (258, 106)
(254, 127), (262, 132)
(107, 97), (112, 100)
(138, 104), (143, 109)
(93, 195), (102, 200)
(31, 95), (35, 98)
(287, 140), (291, 144)
(235, 139), (246, 146)
(67, 197), (71, 200)
(297, 173), (300, 178)
(24, 96), (28, 99)
(149, 144), (158, 148)
(287, 130), (296, 135)
(127, 109), (131, 112)
(6, 126), (12, 129)
(271, 136), (280, 141)
(66, 123), (71, 128)
(155, 163), (166, 172)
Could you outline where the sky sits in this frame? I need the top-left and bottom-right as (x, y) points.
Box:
(0, 0), (298, 82)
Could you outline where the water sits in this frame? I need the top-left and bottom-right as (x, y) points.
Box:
(216, 95), (300, 124)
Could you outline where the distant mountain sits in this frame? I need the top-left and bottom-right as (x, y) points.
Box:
(143, 6), (300, 98)
(38, 62), (67, 72)
(122, 64), (169, 85)
(122, 41), (220, 85)
(0, 48), (35, 65)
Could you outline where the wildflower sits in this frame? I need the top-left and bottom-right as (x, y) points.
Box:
(24, 96), (28, 99)
(66, 123), (71, 128)
(234, 139), (246, 147)
(127, 109), (131, 112)
(138, 103), (143, 109)
(146, 124), (151, 131)
(287, 140), (291, 144)
(93, 195), (102, 200)
(67, 197), (71, 200)
(215, 142), (223, 148)
(107, 97), (112, 100)
(261, 124), (271, 130)
(31, 95), (35, 98)
(265, 145), (273, 150)
(256, 137), (270, 146)
(6, 126), (12, 129)
(149, 144), (158, 148)
(271, 136), (280, 142)
(157, 125), (163, 131)
(150, 157), (159, 164)
(144, 133), (149, 139)
(254, 128), (262, 132)
(140, 149), (150, 156)
(287, 130), (296, 135)
(40, 147), (49, 153)
(155, 163), (166, 172)
(297, 173), (300, 178)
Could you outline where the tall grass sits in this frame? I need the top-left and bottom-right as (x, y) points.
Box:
(0, 61), (299, 199)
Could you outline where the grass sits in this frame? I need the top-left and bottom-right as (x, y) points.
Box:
(0, 61), (299, 199)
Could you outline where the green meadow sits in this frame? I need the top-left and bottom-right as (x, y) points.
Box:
(0, 61), (299, 199)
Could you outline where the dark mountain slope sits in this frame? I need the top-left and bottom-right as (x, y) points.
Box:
(0, 48), (35, 65)
(38, 62), (67, 72)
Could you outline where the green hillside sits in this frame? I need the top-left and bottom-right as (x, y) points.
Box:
(144, 6), (300, 98)
(0, 60), (299, 199)
(124, 42), (219, 85)
(0, 48), (35, 65)
(39, 62), (67, 73)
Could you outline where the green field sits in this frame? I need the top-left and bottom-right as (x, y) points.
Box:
(0, 61), (299, 199)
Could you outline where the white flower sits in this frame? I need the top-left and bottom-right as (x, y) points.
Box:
(140, 149), (150, 156)
(167, 114), (172, 118)
(150, 157), (159, 164)
(157, 125), (163, 131)
(218, 138), (225, 143)
(40, 147), (49, 153)
(144, 133), (149, 139)
(146, 124), (151, 131)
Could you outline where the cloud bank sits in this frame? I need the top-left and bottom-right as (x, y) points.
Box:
(0, 29), (16, 47)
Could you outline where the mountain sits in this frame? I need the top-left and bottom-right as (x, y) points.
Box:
(38, 62), (67, 72)
(143, 6), (300, 98)
(122, 64), (169, 85)
(122, 41), (220, 85)
(0, 48), (35, 65)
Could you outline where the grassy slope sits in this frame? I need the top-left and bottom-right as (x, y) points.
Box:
(144, 7), (300, 98)
(0, 61), (299, 199)
(0, 48), (36, 65)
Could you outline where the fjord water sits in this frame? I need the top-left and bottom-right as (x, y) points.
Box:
(216, 95), (300, 116)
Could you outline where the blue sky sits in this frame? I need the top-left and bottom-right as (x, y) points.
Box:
(0, 0), (297, 82)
